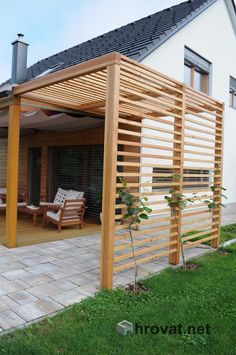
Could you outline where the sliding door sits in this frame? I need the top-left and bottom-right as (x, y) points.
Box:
(49, 145), (103, 219)
(28, 147), (42, 206)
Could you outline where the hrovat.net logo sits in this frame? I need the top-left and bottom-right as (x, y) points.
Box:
(116, 320), (211, 336)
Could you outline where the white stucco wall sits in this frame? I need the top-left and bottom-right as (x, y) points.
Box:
(141, 0), (236, 203)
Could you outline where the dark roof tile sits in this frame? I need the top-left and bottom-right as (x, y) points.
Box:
(1, 0), (217, 87)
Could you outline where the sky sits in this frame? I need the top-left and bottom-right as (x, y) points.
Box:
(0, 0), (182, 83)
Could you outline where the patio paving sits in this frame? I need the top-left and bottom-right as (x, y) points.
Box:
(0, 204), (235, 334)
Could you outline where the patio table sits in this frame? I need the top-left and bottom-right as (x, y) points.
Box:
(18, 206), (45, 226)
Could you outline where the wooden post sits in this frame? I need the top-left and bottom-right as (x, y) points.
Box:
(100, 64), (120, 289)
(5, 97), (21, 248)
(211, 103), (224, 248)
(169, 87), (186, 265)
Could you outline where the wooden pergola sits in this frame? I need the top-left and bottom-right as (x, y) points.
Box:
(0, 52), (224, 289)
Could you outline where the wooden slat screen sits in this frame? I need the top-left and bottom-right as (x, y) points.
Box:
(111, 57), (224, 274)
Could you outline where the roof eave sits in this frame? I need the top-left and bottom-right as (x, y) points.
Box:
(138, 0), (218, 62)
(224, 0), (236, 35)
(0, 90), (12, 99)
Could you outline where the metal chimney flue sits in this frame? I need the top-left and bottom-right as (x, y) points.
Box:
(11, 33), (29, 84)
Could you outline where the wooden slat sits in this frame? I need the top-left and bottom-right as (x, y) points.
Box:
(120, 97), (183, 119)
(182, 228), (217, 242)
(118, 128), (181, 144)
(117, 139), (181, 152)
(114, 223), (176, 240)
(118, 106), (181, 127)
(185, 109), (222, 125)
(183, 234), (218, 249)
(115, 234), (171, 251)
(117, 152), (176, 161)
(117, 162), (180, 169)
(114, 249), (176, 272)
(181, 221), (217, 235)
(114, 241), (176, 263)
(118, 117), (180, 136)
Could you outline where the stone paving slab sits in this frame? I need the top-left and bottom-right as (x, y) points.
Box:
(0, 310), (26, 330)
(0, 205), (234, 334)
(13, 297), (64, 322)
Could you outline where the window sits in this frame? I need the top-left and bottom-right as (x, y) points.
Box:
(229, 76), (236, 109)
(152, 168), (211, 191)
(184, 47), (211, 95)
(184, 169), (211, 189)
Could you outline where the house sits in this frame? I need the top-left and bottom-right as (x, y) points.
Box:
(0, 0), (233, 288)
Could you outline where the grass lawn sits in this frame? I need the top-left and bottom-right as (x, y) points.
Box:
(0, 226), (236, 355)
(221, 223), (236, 243)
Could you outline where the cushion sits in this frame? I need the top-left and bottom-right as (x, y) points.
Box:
(66, 190), (84, 200)
(46, 211), (60, 221)
(53, 188), (68, 205)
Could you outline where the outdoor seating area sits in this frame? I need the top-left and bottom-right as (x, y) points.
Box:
(0, 187), (88, 231)
(0, 213), (100, 247)
(0, 185), (95, 240)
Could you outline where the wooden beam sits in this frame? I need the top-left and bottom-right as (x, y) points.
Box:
(211, 103), (225, 248)
(78, 100), (106, 110)
(5, 97), (21, 248)
(13, 52), (121, 96)
(0, 96), (14, 109)
(100, 64), (120, 289)
(169, 87), (186, 265)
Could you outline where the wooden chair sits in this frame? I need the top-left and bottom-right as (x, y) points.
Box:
(43, 198), (86, 232)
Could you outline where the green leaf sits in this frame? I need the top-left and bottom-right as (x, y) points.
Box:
(128, 208), (139, 215)
(172, 173), (181, 180)
(208, 202), (217, 209)
(123, 214), (130, 219)
(220, 186), (227, 191)
(142, 206), (152, 213)
(139, 213), (148, 219)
